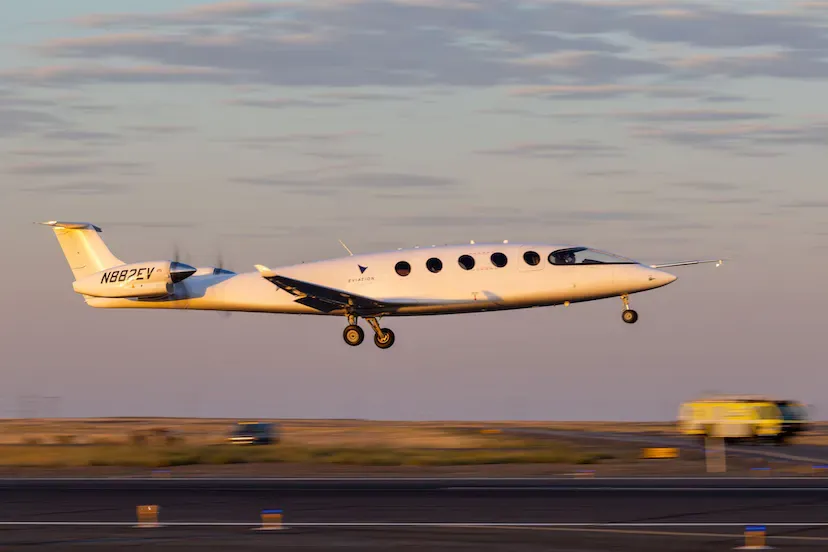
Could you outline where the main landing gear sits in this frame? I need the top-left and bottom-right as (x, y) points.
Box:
(343, 315), (395, 349)
(620, 294), (638, 324)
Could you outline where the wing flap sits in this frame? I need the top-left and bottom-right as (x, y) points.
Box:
(254, 265), (407, 313)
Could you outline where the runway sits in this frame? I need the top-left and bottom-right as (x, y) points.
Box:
(2, 478), (828, 550)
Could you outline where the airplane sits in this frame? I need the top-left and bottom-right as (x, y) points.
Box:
(39, 220), (723, 349)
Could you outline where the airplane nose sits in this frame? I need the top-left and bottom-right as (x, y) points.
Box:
(649, 270), (677, 286)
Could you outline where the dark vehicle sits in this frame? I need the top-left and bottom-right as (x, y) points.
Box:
(227, 421), (279, 445)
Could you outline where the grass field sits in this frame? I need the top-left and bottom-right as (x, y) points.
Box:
(0, 418), (620, 469)
(0, 418), (819, 475)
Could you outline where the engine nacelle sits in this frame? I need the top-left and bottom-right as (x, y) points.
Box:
(72, 260), (196, 298)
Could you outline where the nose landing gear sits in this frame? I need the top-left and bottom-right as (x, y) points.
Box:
(620, 294), (638, 324)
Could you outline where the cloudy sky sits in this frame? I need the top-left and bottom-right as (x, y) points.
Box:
(1, 0), (827, 420)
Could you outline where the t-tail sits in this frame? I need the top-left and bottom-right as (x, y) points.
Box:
(39, 221), (124, 280)
(38, 221), (197, 302)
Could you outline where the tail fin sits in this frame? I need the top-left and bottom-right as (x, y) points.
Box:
(38, 221), (124, 280)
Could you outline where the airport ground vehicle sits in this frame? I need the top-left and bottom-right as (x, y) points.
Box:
(677, 395), (811, 445)
(226, 421), (280, 445)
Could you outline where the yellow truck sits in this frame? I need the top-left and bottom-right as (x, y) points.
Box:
(677, 395), (811, 445)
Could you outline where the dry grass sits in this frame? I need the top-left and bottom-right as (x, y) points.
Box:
(0, 418), (619, 468)
(0, 443), (614, 468)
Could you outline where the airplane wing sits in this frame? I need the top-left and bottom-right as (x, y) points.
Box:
(254, 265), (412, 314)
(649, 259), (724, 269)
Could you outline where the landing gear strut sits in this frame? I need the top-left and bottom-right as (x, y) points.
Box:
(341, 314), (395, 349)
(621, 294), (638, 324)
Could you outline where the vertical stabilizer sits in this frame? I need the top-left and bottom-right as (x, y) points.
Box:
(39, 221), (124, 280)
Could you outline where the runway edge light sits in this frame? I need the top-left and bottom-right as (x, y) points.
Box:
(256, 509), (285, 531)
(734, 525), (773, 550)
(135, 505), (159, 528)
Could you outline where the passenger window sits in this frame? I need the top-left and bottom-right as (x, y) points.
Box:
(491, 252), (507, 267)
(395, 261), (411, 276)
(458, 254), (475, 270)
(523, 251), (540, 266)
(426, 257), (443, 273)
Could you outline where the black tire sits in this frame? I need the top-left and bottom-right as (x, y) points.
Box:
(374, 328), (395, 349)
(622, 309), (638, 324)
(343, 325), (364, 346)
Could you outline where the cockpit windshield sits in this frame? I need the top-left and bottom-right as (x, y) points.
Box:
(548, 247), (636, 265)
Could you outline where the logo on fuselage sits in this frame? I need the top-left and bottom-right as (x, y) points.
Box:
(358, 264), (367, 273)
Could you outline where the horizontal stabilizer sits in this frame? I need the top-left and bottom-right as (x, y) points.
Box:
(38, 220), (103, 232)
(649, 259), (724, 269)
(254, 265), (411, 314)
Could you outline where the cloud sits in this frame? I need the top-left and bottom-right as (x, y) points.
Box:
(672, 181), (740, 192)
(0, 108), (64, 137)
(67, 103), (117, 113)
(616, 109), (774, 122)
(313, 91), (414, 102)
(10, 148), (93, 158)
(229, 131), (374, 151)
(124, 125), (194, 135)
(474, 141), (622, 159)
(701, 94), (746, 103)
(18, 182), (131, 196)
(234, 172), (459, 196)
(226, 98), (342, 109)
(780, 201), (828, 209)
(9, 0), (826, 92)
(580, 169), (638, 177)
(670, 51), (828, 80)
(41, 129), (121, 143)
(508, 84), (699, 100)
(69, 2), (293, 28)
(507, 51), (668, 81)
(300, 150), (380, 161)
(7, 160), (146, 176)
(10, 3), (651, 88)
(632, 121), (828, 151)
(3, 64), (233, 86)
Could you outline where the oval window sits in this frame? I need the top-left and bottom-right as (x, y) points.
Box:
(491, 252), (507, 268)
(395, 261), (411, 276)
(458, 254), (475, 270)
(426, 257), (443, 273)
(523, 251), (540, 266)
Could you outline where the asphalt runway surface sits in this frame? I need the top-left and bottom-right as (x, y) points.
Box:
(2, 478), (828, 550)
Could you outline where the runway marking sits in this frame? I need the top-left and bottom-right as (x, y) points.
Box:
(475, 526), (828, 543)
(1, 476), (828, 481)
(5, 522), (828, 544)
(444, 486), (828, 491)
(1, 522), (828, 527)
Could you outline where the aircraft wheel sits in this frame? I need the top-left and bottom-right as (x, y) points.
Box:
(343, 325), (364, 346)
(374, 328), (395, 349)
(622, 309), (638, 324)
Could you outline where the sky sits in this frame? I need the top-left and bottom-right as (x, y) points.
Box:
(1, 0), (827, 420)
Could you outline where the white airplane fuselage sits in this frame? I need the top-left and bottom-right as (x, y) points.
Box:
(83, 243), (677, 316)
(41, 221), (721, 349)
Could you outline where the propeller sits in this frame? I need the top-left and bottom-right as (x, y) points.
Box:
(171, 243), (233, 318)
